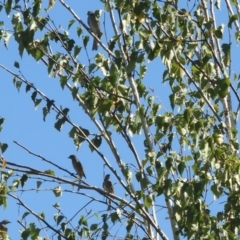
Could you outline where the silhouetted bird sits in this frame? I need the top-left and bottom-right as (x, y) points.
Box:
(87, 11), (101, 50)
(103, 174), (114, 210)
(68, 155), (86, 190)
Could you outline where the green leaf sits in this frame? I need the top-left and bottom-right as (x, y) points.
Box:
(90, 223), (98, 231)
(228, 14), (238, 28)
(214, 25), (223, 39)
(39, 212), (45, 219)
(42, 107), (49, 121)
(0, 195), (7, 208)
(89, 136), (102, 152)
(217, 77), (230, 98)
(28, 223), (41, 238)
(88, 63), (96, 74)
(34, 98), (42, 109)
(20, 174), (28, 188)
(0, 143), (8, 153)
(98, 99), (113, 113)
(235, 31), (240, 41)
(140, 65), (147, 80)
(136, 53), (145, 63)
(66, 38), (75, 51)
(5, 0), (12, 15)
(26, 84), (32, 93)
(14, 61), (20, 68)
(144, 195), (152, 208)
(221, 43), (231, 66)
(74, 45), (81, 58)
(83, 35), (89, 48)
(71, 86), (79, 99)
(183, 108), (190, 124)
(33, 0), (41, 16)
(68, 126), (90, 149)
(54, 118), (66, 131)
(165, 157), (173, 170)
(126, 61), (136, 73)
(62, 108), (69, 116)
(76, 127), (90, 139)
(177, 162), (185, 176)
(36, 181), (42, 189)
(109, 35), (120, 51)
(31, 91), (37, 102)
(13, 77), (22, 91)
(0, 118), (5, 125)
(22, 211), (30, 220)
(169, 94), (175, 109)
(53, 186), (62, 197)
(78, 215), (88, 226)
(77, 27), (82, 37)
(140, 177), (149, 189)
(109, 63), (118, 85)
(215, 0), (220, 8)
(36, 17), (49, 30)
(68, 19), (75, 29)
(211, 183), (223, 198)
(21, 229), (30, 239)
(46, 99), (54, 110)
(60, 222), (67, 232)
(136, 80), (146, 98)
(80, 226), (90, 238)
(44, 169), (55, 176)
(55, 214), (64, 225)
(60, 75), (68, 89)
(110, 211), (121, 223)
(135, 172), (141, 182)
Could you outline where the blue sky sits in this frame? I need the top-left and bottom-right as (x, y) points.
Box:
(0, 0), (240, 239)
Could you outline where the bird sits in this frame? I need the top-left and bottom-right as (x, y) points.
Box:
(0, 220), (10, 239)
(103, 174), (114, 210)
(68, 155), (86, 190)
(87, 11), (101, 51)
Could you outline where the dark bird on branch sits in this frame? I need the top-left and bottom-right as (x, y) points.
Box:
(68, 155), (86, 190)
(103, 174), (114, 210)
(87, 11), (101, 51)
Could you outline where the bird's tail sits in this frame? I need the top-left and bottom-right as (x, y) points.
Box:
(107, 198), (112, 211)
(77, 178), (82, 191)
(92, 39), (98, 51)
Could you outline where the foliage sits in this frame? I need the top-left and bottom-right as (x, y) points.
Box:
(0, 0), (240, 239)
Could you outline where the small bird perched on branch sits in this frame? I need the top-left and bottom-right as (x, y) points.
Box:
(103, 174), (114, 210)
(68, 155), (86, 190)
(87, 11), (101, 51)
(0, 220), (11, 239)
